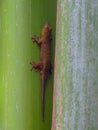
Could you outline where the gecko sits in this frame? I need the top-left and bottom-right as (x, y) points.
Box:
(30, 23), (52, 121)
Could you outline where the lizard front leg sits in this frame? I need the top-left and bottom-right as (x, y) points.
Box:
(30, 61), (43, 71)
(32, 35), (42, 46)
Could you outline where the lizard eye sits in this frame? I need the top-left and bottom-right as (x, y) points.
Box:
(49, 27), (52, 31)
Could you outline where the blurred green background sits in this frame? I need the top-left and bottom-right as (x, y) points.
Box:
(0, 0), (57, 130)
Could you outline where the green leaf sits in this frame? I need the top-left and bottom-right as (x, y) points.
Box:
(0, 0), (57, 130)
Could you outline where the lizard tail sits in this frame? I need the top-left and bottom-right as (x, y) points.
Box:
(41, 76), (46, 122)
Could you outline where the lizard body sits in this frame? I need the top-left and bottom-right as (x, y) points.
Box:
(30, 23), (52, 121)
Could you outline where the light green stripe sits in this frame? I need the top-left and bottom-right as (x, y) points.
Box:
(52, 0), (98, 129)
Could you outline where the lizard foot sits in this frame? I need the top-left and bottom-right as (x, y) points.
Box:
(30, 61), (43, 71)
(32, 35), (39, 43)
(30, 62), (35, 71)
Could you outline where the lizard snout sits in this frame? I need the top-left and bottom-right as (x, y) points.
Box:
(44, 22), (50, 29)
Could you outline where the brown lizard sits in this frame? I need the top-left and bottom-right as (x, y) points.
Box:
(30, 23), (52, 121)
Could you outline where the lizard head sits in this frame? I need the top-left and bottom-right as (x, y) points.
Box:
(44, 22), (51, 30)
(41, 22), (52, 40)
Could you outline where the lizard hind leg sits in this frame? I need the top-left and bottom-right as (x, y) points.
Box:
(30, 61), (43, 71)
